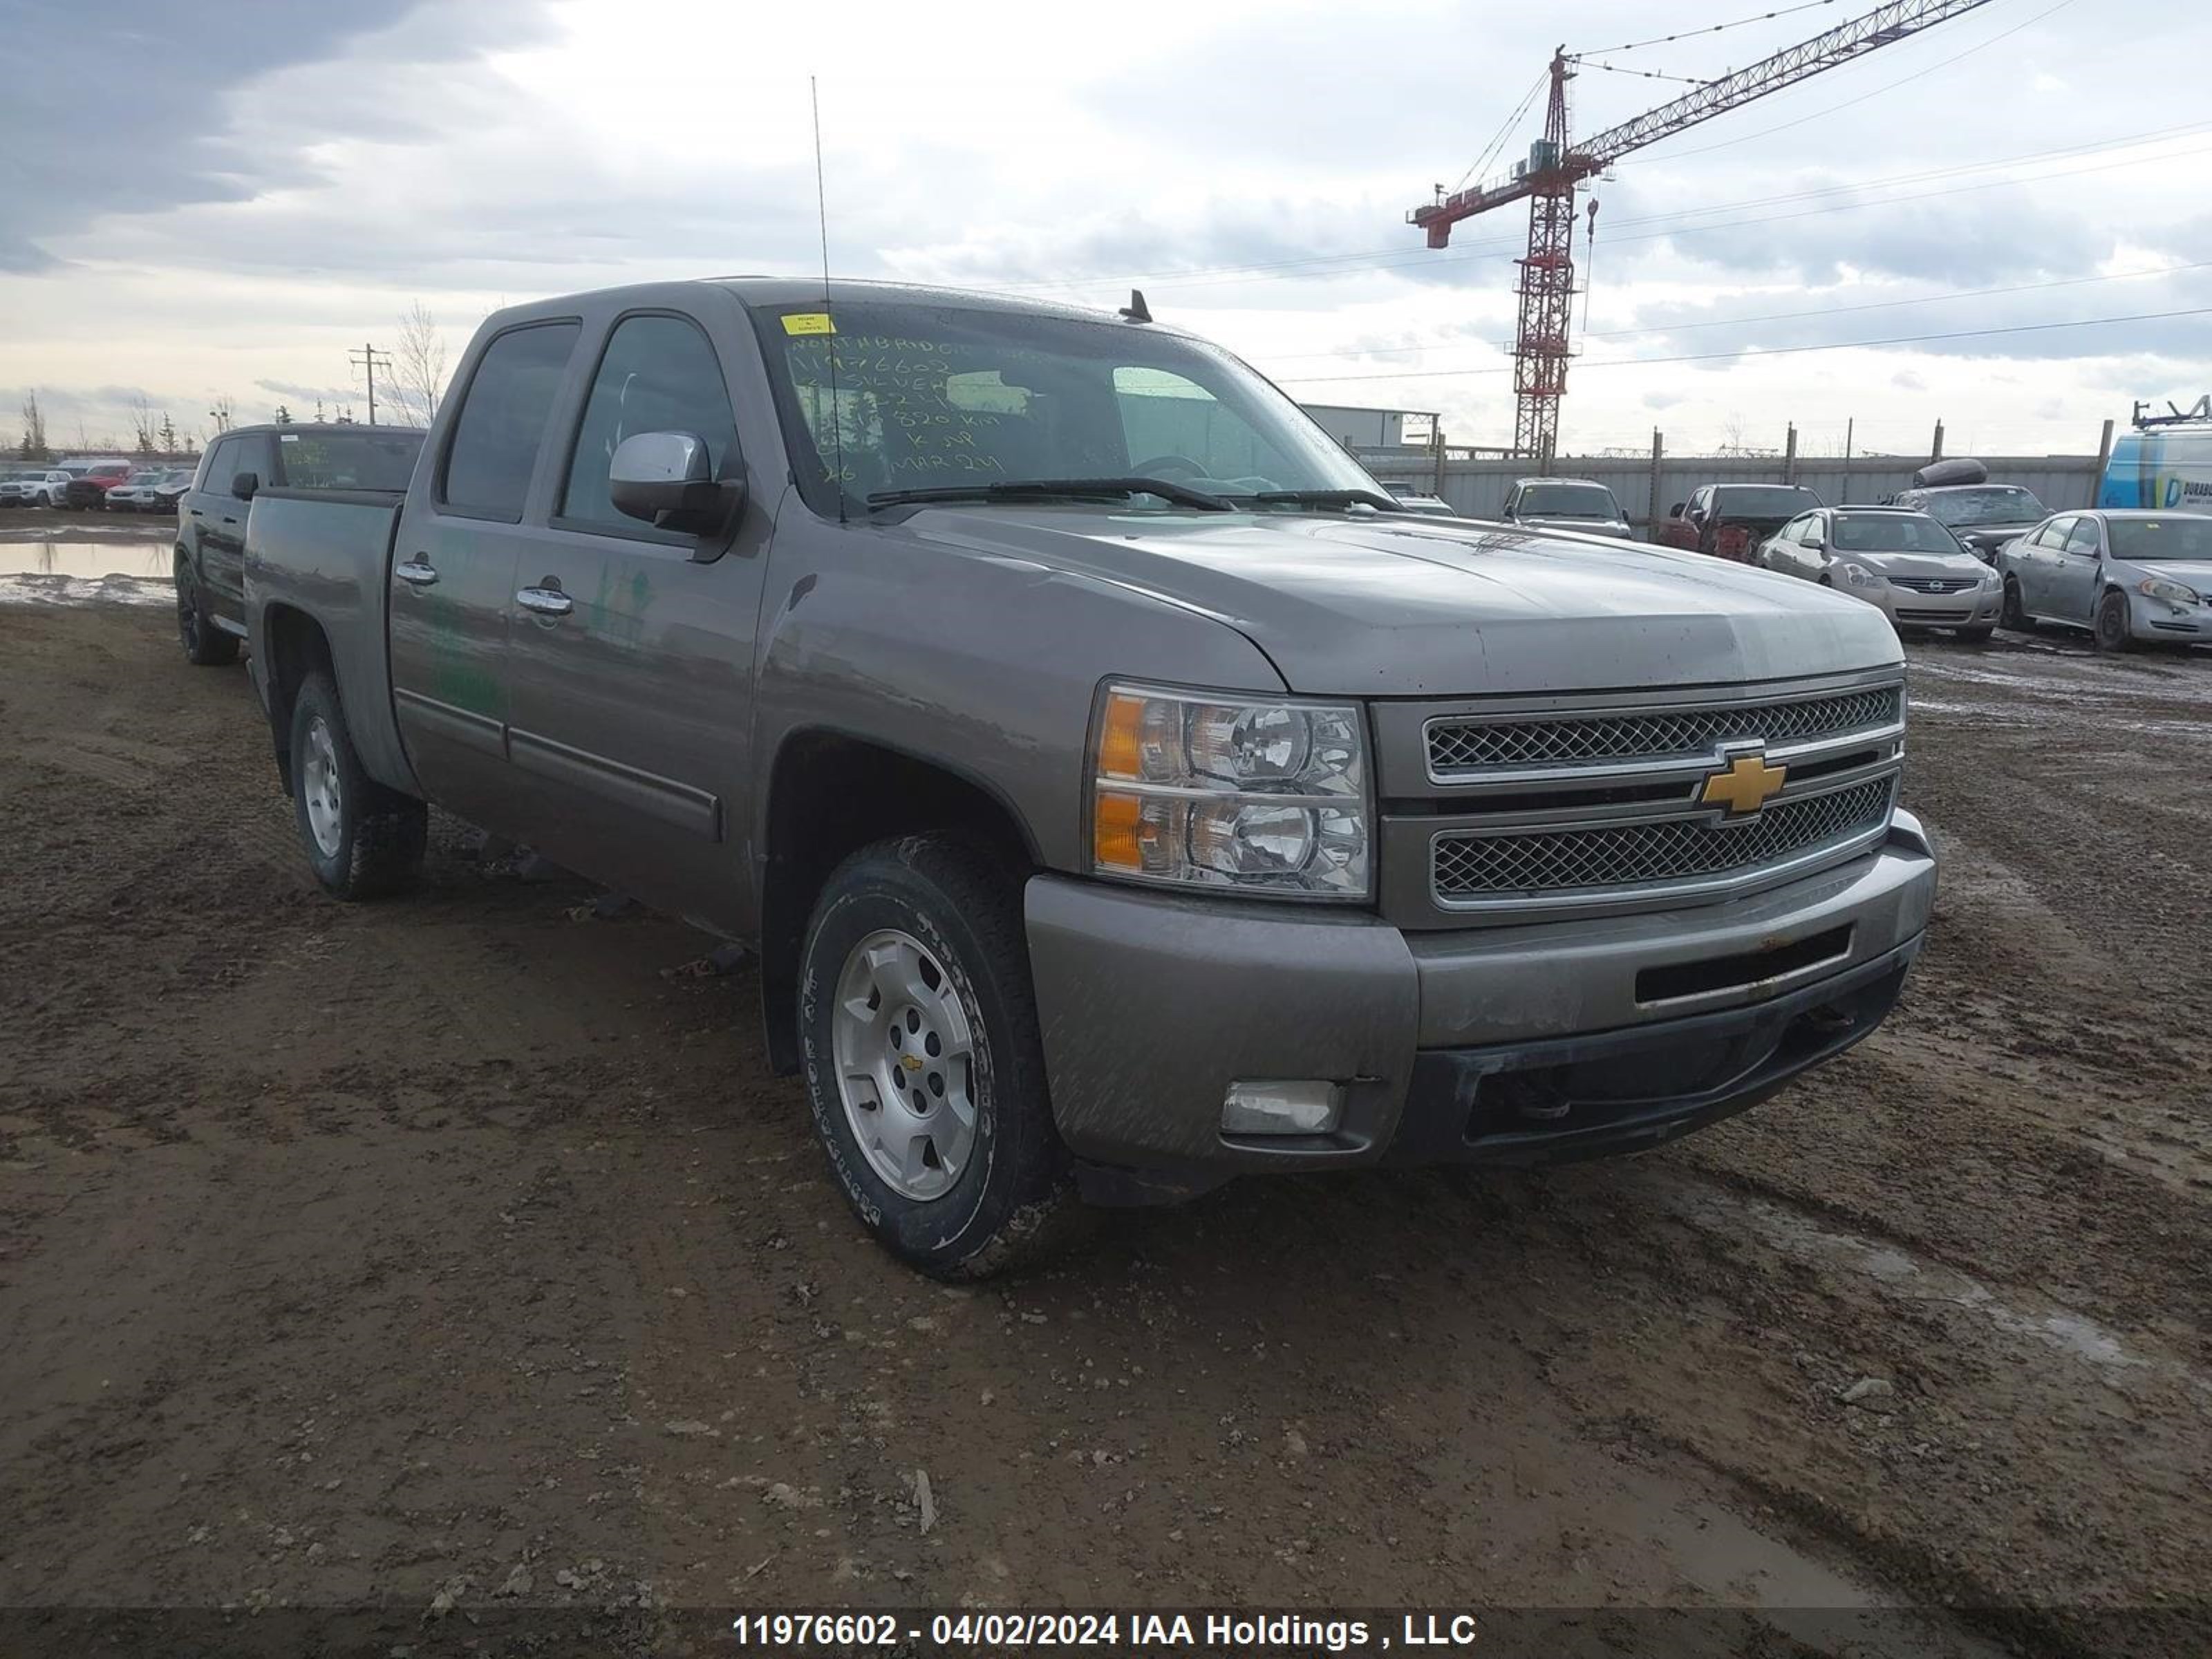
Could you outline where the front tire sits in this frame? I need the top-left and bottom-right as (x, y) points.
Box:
(175, 558), (239, 666)
(288, 672), (427, 899)
(2093, 590), (2134, 653)
(798, 834), (1076, 1278)
(1956, 624), (1994, 644)
(1999, 577), (2034, 632)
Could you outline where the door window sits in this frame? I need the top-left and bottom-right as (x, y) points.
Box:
(560, 315), (740, 531)
(2063, 518), (2102, 556)
(439, 321), (581, 520)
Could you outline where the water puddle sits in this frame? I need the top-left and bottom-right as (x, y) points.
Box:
(0, 539), (174, 581)
(1660, 1180), (2210, 1396)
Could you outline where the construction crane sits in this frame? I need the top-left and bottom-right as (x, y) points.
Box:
(1410, 0), (1998, 461)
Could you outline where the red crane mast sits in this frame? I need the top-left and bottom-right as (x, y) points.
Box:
(1409, 0), (1998, 461)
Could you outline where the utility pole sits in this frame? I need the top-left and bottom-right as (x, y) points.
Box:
(349, 342), (394, 427)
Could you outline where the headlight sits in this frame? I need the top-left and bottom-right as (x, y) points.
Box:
(1089, 682), (1370, 900)
(1837, 562), (1884, 588)
(2139, 577), (2201, 608)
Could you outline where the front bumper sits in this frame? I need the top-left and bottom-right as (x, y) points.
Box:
(1027, 813), (1937, 1197)
(1848, 581), (1998, 628)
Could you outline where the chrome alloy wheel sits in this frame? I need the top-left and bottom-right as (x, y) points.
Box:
(831, 928), (979, 1201)
(301, 714), (344, 859)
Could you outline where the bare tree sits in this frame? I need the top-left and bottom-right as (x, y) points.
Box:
(207, 395), (236, 435)
(17, 391), (47, 459)
(389, 301), (450, 428)
(129, 395), (160, 456)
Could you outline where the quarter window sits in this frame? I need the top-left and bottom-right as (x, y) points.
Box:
(561, 315), (740, 530)
(440, 321), (581, 519)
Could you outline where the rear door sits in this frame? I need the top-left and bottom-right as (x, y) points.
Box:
(388, 318), (583, 834)
(500, 307), (771, 916)
(2016, 516), (2071, 613)
(194, 434), (270, 619)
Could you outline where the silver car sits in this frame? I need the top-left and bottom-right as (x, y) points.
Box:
(1994, 509), (2212, 650)
(1758, 506), (2000, 639)
(1501, 477), (1634, 538)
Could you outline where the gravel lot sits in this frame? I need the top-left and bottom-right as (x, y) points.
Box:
(1, 587), (2206, 1658)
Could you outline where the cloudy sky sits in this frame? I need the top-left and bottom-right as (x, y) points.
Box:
(7, 0), (2208, 459)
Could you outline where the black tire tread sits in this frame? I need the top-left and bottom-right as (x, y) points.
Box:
(800, 833), (1081, 1279)
(176, 559), (240, 666)
(290, 672), (427, 901)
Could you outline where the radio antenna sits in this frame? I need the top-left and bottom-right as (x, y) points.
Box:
(810, 75), (847, 523)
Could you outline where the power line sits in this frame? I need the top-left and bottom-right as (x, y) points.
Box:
(1577, 0), (1843, 57)
(1262, 261), (2212, 366)
(1277, 306), (2212, 384)
(970, 118), (2210, 298)
(1646, 0), (2084, 160)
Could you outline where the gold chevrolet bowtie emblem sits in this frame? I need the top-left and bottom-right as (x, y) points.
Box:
(899, 1053), (924, 1073)
(1702, 753), (1788, 816)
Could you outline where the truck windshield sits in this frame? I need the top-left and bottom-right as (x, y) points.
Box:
(2107, 516), (2212, 561)
(1517, 483), (1619, 518)
(752, 299), (1385, 515)
(1920, 486), (2044, 527)
(1831, 513), (1960, 554)
(274, 429), (422, 491)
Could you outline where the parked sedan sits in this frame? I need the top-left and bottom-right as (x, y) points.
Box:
(1500, 477), (1633, 538)
(1758, 505), (2000, 640)
(1994, 509), (2212, 650)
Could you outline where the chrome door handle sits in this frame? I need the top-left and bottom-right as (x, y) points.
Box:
(516, 585), (573, 617)
(395, 557), (439, 588)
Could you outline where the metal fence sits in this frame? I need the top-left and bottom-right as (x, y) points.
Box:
(1358, 451), (2105, 534)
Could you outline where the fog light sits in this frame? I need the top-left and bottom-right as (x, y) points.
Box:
(1221, 1080), (1343, 1137)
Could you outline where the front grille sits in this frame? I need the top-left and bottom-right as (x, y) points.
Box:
(1426, 686), (1900, 777)
(1888, 576), (1977, 594)
(1432, 778), (1893, 901)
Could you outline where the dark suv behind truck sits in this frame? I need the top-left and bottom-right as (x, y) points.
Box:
(174, 424), (422, 664)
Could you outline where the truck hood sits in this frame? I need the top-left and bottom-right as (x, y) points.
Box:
(901, 506), (1901, 697)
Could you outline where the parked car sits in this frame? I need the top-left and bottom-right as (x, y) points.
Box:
(61, 460), (135, 509)
(174, 424), (423, 662)
(1660, 483), (1824, 561)
(239, 277), (1935, 1277)
(152, 467), (196, 510)
(104, 467), (185, 512)
(1501, 477), (1633, 538)
(1886, 460), (2047, 563)
(1757, 506), (2000, 641)
(1993, 509), (2212, 650)
(1384, 485), (1457, 516)
(0, 466), (73, 507)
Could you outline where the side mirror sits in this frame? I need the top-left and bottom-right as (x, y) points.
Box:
(608, 431), (741, 540)
(231, 471), (259, 500)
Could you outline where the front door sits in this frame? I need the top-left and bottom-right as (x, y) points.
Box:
(388, 319), (582, 833)
(194, 432), (271, 618)
(501, 311), (768, 921)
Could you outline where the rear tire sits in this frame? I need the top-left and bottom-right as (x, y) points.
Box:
(175, 558), (239, 666)
(798, 834), (1078, 1278)
(289, 672), (427, 899)
(2093, 590), (2134, 653)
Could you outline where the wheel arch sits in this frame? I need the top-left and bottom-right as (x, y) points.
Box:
(757, 727), (1042, 1076)
(259, 603), (337, 795)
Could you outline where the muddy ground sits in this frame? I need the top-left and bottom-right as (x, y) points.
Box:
(0, 594), (2205, 1658)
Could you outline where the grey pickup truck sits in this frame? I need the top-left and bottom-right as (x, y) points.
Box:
(242, 278), (1936, 1276)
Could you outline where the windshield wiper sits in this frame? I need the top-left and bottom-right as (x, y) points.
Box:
(1244, 488), (1405, 512)
(865, 477), (1232, 513)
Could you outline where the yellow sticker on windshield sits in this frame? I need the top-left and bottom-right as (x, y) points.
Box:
(782, 312), (836, 336)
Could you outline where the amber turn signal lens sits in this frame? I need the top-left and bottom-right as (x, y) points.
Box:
(1093, 790), (1144, 870)
(1096, 692), (1147, 780)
